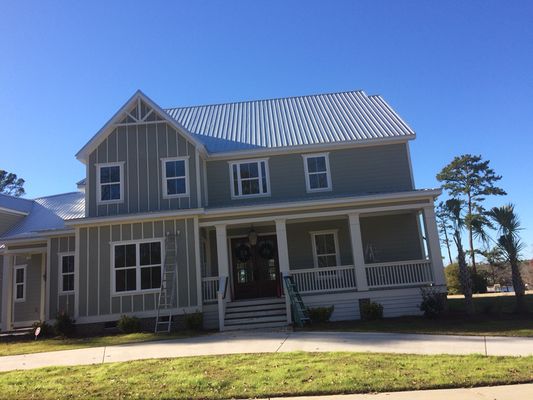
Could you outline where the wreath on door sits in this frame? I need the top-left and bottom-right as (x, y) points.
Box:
(235, 243), (252, 262)
(257, 240), (275, 259)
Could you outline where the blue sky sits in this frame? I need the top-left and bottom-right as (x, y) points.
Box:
(1, 1), (532, 258)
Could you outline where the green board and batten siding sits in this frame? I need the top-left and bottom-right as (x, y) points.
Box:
(49, 236), (76, 318)
(206, 143), (413, 207)
(12, 254), (42, 324)
(87, 122), (201, 218)
(77, 218), (198, 321)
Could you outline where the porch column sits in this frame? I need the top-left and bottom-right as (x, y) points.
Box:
(275, 219), (292, 324)
(215, 224), (229, 278)
(422, 205), (446, 286)
(348, 213), (368, 291)
(1, 255), (13, 332)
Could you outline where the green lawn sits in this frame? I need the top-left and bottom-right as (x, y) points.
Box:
(448, 293), (533, 314)
(1, 352), (532, 399)
(0, 331), (201, 357)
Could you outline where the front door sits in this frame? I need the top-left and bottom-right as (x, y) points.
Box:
(231, 235), (280, 300)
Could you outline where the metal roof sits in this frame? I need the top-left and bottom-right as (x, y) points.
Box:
(0, 192), (85, 240)
(0, 193), (34, 214)
(165, 90), (415, 153)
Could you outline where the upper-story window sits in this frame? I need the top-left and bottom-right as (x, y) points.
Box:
(303, 153), (332, 192)
(161, 157), (189, 199)
(96, 162), (124, 204)
(229, 159), (270, 198)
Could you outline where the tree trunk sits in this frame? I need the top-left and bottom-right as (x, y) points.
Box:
(467, 193), (477, 273)
(455, 234), (474, 314)
(510, 258), (526, 313)
(443, 229), (453, 265)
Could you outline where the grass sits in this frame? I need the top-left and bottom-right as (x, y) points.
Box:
(0, 352), (532, 399)
(0, 331), (201, 357)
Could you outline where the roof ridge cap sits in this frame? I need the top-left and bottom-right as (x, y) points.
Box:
(164, 89), (368, 111)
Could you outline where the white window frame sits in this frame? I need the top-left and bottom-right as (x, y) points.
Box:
(96, 162), (125, 205)
(310, 230), (340, 268)
(110, 238), (165, 296)
(303, 153), (332, 193)
(58, 252), (75, 294)
(161, 156), (190, 199)
(228, 158), (271, 199)
(13, 264), (26, 302)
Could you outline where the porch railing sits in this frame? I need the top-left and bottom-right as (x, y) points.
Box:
(202, 276), (219, 303)
(290, 265), (357, 294)
(365, 260), (433, 289)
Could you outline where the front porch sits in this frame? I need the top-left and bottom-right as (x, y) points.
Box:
(199, 202), (446, 330)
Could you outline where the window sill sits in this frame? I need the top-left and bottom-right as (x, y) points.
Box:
(97, 199), (124, 206)
(163, 193), (190, 200)
(306, 187), (333, 193)
(231, 193), (271, 200)
(111, 289), (160, 296)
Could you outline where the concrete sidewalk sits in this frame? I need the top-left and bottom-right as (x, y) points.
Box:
(1, 330), (533, 371)
(269, 383), (533, 400)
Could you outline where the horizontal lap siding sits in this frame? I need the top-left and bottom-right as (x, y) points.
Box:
(302, 292), (359, 321)
(49, 236), (75, 318)
(78, 218), (198, 321)
(360, 212), (423, 263)
(88, 121), (198, 218)
(207, 143), (413, 207)
(202, 303), (219, 330)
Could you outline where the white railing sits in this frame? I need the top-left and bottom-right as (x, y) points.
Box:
(290, 265), (357, 294)
(202, 276), (219, 303)
(365, 260), (433, 289)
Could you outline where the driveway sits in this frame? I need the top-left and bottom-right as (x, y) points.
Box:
(1, 330), (533, 371)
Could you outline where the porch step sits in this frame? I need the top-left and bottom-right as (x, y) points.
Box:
(223, 321), (289, 331)
(223, 297), (288, 331)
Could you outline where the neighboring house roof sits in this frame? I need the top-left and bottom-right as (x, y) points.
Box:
(0, 193), (34, 215)
(165, 90), (415, 153)
(0, 192), (85, 241)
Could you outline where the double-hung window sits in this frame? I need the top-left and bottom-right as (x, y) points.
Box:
(60, 254), (75, 293)
(303, 153), (331, 192)
(13, 265), (26, 302)
(113, 241), (162, 294)
(97, 162), (124, 204)
(161, 157), (189, 198)
(311, 231), (340, 268)
(229, 159), (270, 198)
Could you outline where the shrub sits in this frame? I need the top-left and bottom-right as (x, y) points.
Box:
(31, 321), (53, 338)
(184, 312), (203, 330)
(420, 286), (447, 318)
(360, 300), (383, 320)
(54, 312), (75, 337)
(307, 306), (334, 323)
(445, 263), (488, 294)
(117, 315), (141, 333)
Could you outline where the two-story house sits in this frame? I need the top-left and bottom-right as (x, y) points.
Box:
(0, 90), (445, 332)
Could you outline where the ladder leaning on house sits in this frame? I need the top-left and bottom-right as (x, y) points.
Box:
(154, 233), (179, 333)
(282, 275), (310, 327)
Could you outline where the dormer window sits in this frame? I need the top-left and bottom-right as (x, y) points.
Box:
(229, 159), (270, 198)
(303, 153), (332, 192)
(96, 162), (124, 204)
(161, 157), (189, 198)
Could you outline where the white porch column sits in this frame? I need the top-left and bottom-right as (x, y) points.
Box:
(1, 254), (13, 332)
(275, 219), (292, 324)
(348, 213), (368, 291)
(214, 224), (229, 331)
(422, 205), (446, 286)
(215, 224), (229, 278)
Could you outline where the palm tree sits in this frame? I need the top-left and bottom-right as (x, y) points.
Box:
(445, 199), (474, 314)
(486, 204), (527, 313)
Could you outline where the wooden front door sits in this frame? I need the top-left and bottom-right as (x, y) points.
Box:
(231, 235), (280, 300)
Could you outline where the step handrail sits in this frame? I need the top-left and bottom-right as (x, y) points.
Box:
(282, 275), (309, 327)
(217, 275), (229, 330)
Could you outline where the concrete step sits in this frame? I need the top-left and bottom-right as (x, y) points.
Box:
(225, 303), (286, 314)
(223, 321), (289, 331)
(225, 309), (287, 319)
(225, 315), (288, 326)
(226, 297), (285, 308)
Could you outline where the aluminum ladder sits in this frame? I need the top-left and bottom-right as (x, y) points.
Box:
(283, 275), (310, 327)
(154, 233), (178, 333)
